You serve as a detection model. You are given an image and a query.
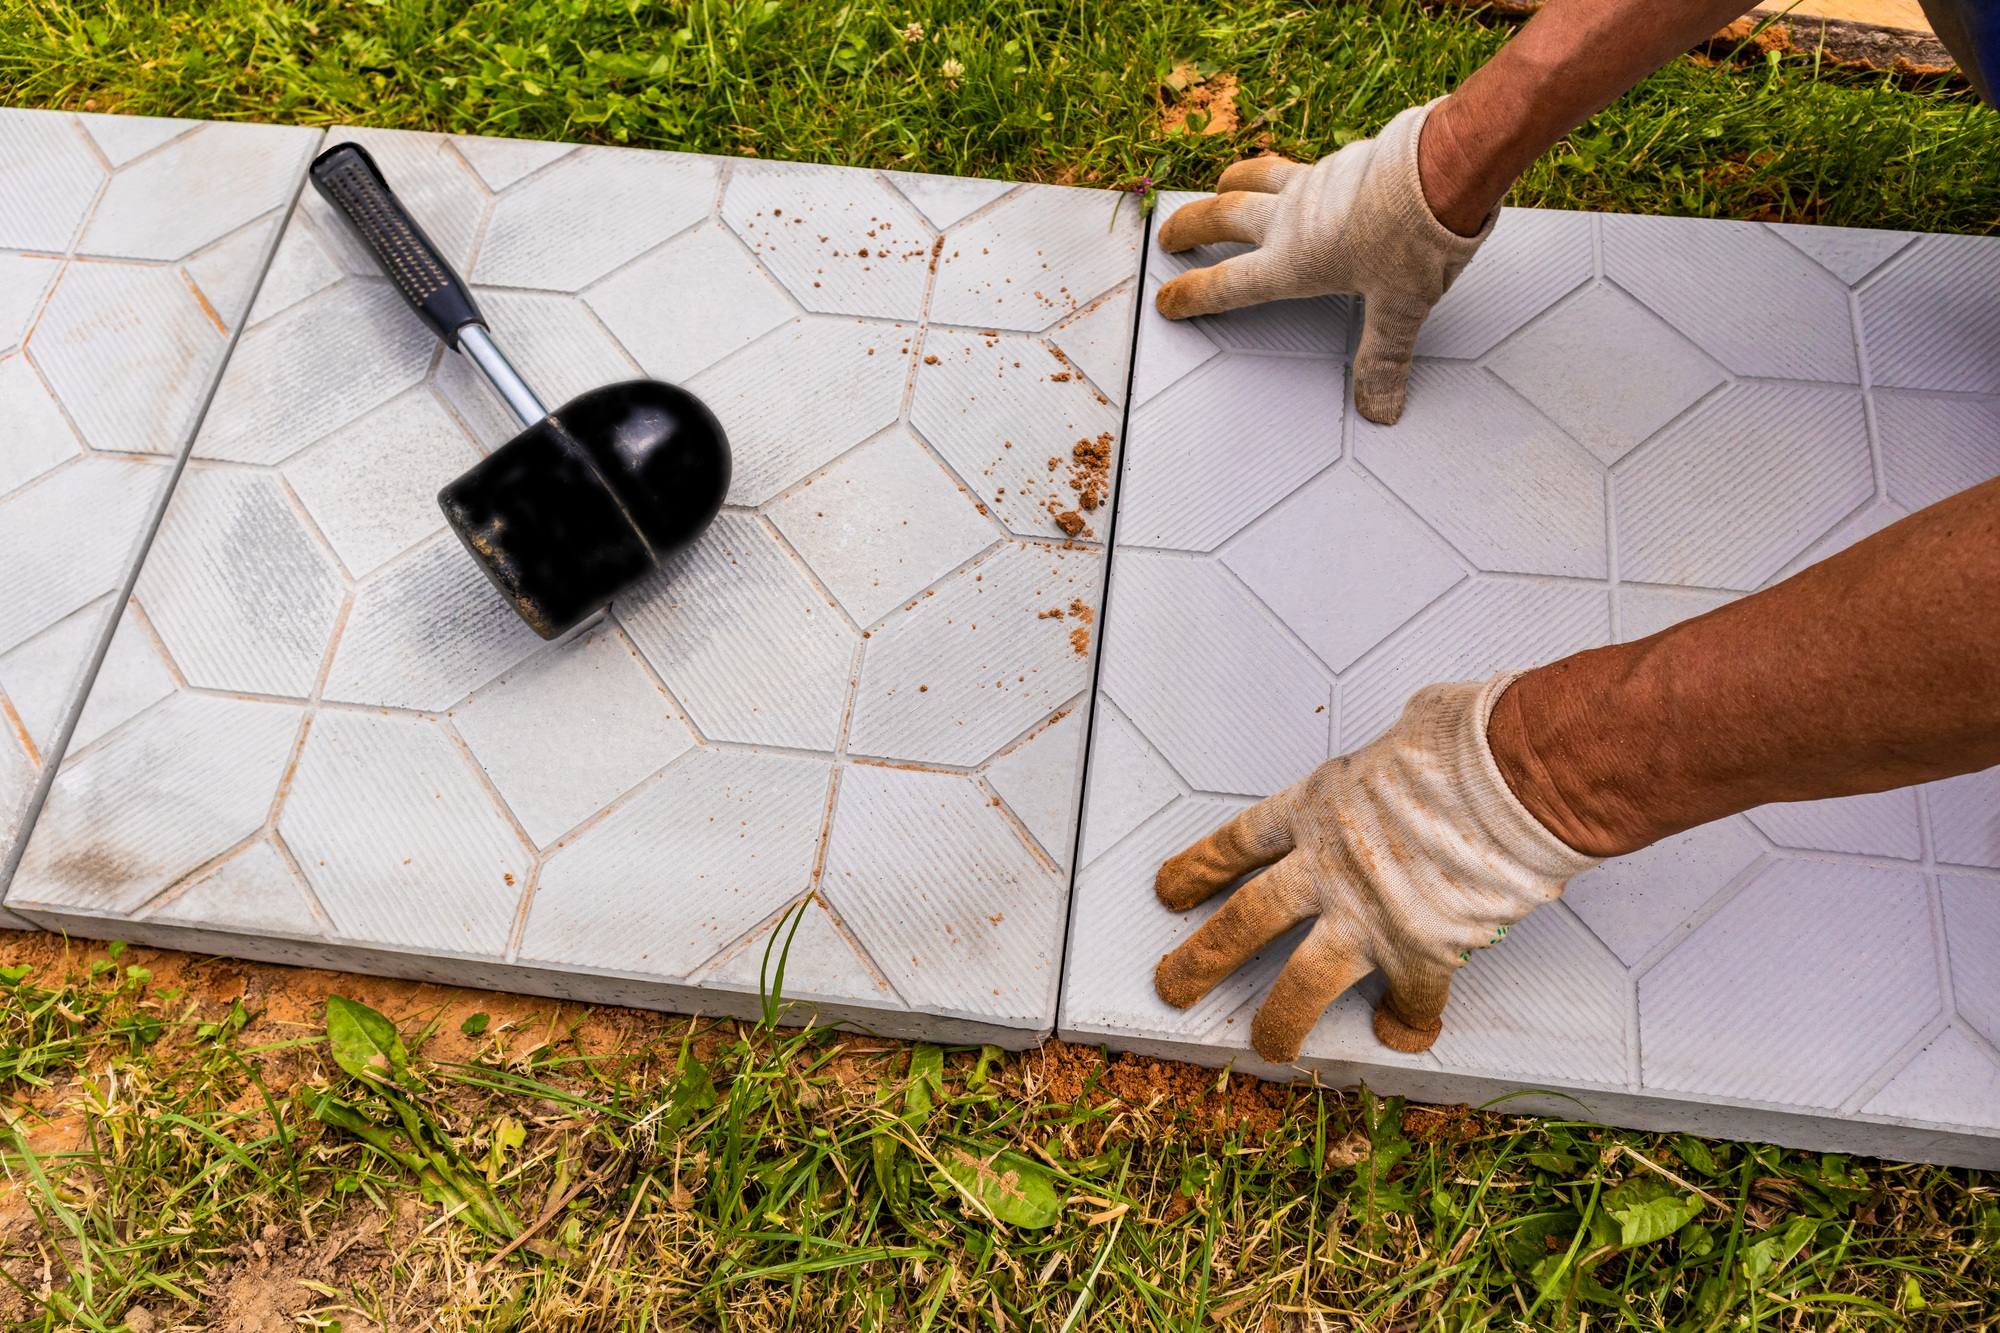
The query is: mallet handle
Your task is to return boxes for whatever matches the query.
[308,141,547,426]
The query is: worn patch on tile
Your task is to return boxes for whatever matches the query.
[1065,203,2000,1166]
[10,127,1140,1047]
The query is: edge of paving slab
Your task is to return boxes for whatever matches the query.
[1058,1019,2000,1170]
[0,121,326,923]
[13,904,1053,1049]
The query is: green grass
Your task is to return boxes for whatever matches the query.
[3,0,1999,231]
[0,937,1993,1330]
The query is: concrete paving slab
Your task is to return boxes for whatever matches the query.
[7,126,1141,1046]
[1064,194,2000,1167]
[0,110,318,912]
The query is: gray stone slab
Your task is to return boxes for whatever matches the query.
[0,110,319,912]
[7,126,1141,1046]
[1063,194,2000,1167]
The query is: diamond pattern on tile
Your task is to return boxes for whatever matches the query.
[700,894,894,1004]
[479,147,716,293]
[283,390,478,578]
[1748,789,1922,861]
[0,456,164,656]
[0,254,61,354]
[474,288,636,409]
[451,135,575,193]
[1641,859,1938,1108]
[848,542,1099,767]
[82,122,314,263]
[1603,213,1858,382]
[1127,278,1219,408]
[908,329,1123,540]
[1564,817,1766,967]
[1117,355,1341,553]
[584,223,796,383]
[1046,283,1136,398]
[822,764,1064,1021]
[0,110,104,253]
[1416,207,1594,359]
[1224,466,1465,673]
[1862,1026,2000,1129]
[0,353,81,498]
[1927,768,2000,870]
[247,217,345,326]
[32,260,225,456]
[521,749,829,977]
[323,533,544,713]
[1939,877,2000,1051]
[148,838,323,938]
[280,708,529,956]
[1615,584,1739,643]
[185,217,283,329]
[1428,905,1628,1086]
[0,599,105,753]
[197,281,436,465]
[1857,234,2000,395]
[11,692,301,917]
[1875,392,2000,514]
[1076,706,1182,867]
[451,628,697,849]
[767,429,998,628]
[618,513,856,750]
[722,161,929,320]
[1616,385,1871,591]
[884,171,1014,230]
[315,129,489,275]
[1486,284,1725,465]
[1768,222,1914,286]
[1064,796,1273,1043]
[1339,578,1610,749]
[983,704,1086,867]
[66,607,176,753]
[77,113,199,168]
[930,187,1141,332]
[1355,363,1606,578]
[1098,552,1328,796]
[690,318,909,506]
[136,468,346,698]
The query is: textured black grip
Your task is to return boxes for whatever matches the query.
[310,142,483,346]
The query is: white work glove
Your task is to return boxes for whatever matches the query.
[1153,100,1494,425]
[1153,675,1601,1061]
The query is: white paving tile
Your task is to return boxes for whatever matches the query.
[184,217,284,328]
[1861,1026,2000,1130]
[82,121,316,263]
[767,428,998,629]
[0,352,81,498]
[0,599,107,754]
[584,223,796,383]
[0,456,166,656]
[1075,707,1182,867]
[1416,207,1594,360]
[0,254,62,354]
[1767,222,1913,286]
[1615,584,1740,642]
[76,113,200,169]
[883,171,1014,230]
[1426,905,1628,1087]
[723,161,930,320]
[1874,391,2000,514]
[0,110,105,253]
[1940,876,2000,1048]
[1928,768,2000,870]
[451,628,698,848]
[821,763,1065,1021]
[1563,818,1766,967]
[699,893,895,1005]
[930,186,1143,332]
[847,542,1100,767]
[1747,788,1922,861]
[12,131,1136,1048]
[909,327,1123,541]
[1857,234,2000,395]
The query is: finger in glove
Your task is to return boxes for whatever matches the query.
[1154,792,1295,911]
[1154,855,1316,1008]
[1248,918,1374,1063]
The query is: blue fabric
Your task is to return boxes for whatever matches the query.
[1925,0,2000,99]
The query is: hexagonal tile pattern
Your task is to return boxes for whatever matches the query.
[909,328,1123,540]
[1066,202,2000,1164]
[1640,860,1939,1108]
[723,161,930,321]
[1615,385,1871,591]
[1486,284,1725,465]
[82,122,312,263]
[0,109,105,253]
[930,186,1142,332]
[1857,234,2000,395]
[847,542,1100,767]
[10,128,1137,1054]
[767,428,999,628]
[1603,213,1859,383]
[1223,466,1466,673]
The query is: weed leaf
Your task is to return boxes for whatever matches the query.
[325,995,417,1091]
[931,1143,1059,1229]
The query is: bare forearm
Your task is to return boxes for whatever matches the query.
[1490,477,2000,857]
[1418,0,1760,234]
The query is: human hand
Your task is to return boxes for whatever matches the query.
[1152,675,1600,1061]
[1152,101,1492,425]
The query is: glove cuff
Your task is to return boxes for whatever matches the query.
[1463,672,1604,883]
[1377,99,1498,262]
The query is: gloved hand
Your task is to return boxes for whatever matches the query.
[1153,100,1495,426]
[1152,675,1601,1061]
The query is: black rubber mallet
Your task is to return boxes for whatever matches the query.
[307,142,731,639]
